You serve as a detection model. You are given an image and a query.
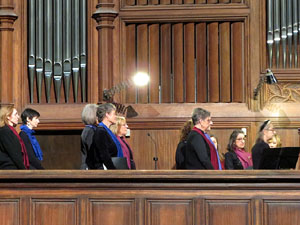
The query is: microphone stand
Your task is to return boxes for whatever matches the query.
[147,133,158,170]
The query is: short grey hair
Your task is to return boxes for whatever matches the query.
[81,104,98,125]
[191,108,210,125]
[96,103,116,122]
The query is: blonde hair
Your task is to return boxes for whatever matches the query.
[268,134,282,148]
[0,105,15,127]
[110,116,126,135]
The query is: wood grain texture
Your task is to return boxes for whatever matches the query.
[173,23,184,103]
[219,22,231,102]
[196,23,208,102]
[184,23,196,103]
[137,24,149,103]
[149,24,160,103]
[208,22,220,102]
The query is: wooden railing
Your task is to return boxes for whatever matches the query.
[1,170,300,225]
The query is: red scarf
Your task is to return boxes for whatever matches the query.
[192,127,219,170]
[234,147,253,169]
[8,126,30,169]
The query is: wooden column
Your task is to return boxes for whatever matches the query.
[0,0,17,104]
[92,0,118,102]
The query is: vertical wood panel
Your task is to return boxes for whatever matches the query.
[149,0,159,4]
[173,23,184,103]
[147,200,193,225]
[90,200,135,225]
[184,23,196,102]
[160,24,172,103]
[196,23,207,102]
[137,24,149,103]
[149,24,160,103]
[160,0,171,4]
[207,0,218,3]
[206,200,251,225]
[184,0,194,4]
[125,24,136,103]
[219,22,231,102]
[126,0,136,5]
[172,0,183,4]
[0,201,19,225]
[219,0,230,3]
[264,201,300,225]
[195,0,207,3]
[32,200,76,225]
[137,0,148,5]
[231,22,244,102]
[128,129,179,169]
[208,22,219,102]
[232,0,243,3]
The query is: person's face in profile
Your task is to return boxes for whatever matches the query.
[211,137,218,149]
[106,110,116,124]
[7,108,19,126]
[268,137,277,148]
[199,116,213,132]
[118,122,128,137]
[264,124,276,141]
[235,133,246,149]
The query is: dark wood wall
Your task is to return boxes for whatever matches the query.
[1,170,300,225]
[0,0,300,169]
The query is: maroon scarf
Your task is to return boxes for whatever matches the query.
[8,126,30,169]
[192,127,219,170]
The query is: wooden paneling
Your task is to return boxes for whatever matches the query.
[173,23,184,103]
[208,22,220,102]
[231,22,244,102]
[196,23,207,102]
[89,200,135,225]
[36,131,81,169]
[160,24,172,103]
[147,200,193,225]
[184,23,196,103]
[125,24,137,103]
[219,22,231,102]
[149,24,160,103]
[32,200,77,225]
[0,201,19,225]
[206,200,251,225]
[264,201,300,225]
[137,24,149,103]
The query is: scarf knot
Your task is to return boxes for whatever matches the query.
[20,125,43,161]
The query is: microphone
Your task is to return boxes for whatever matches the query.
[147,133,158,170]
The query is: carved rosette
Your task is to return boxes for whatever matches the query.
[266,83,300,103]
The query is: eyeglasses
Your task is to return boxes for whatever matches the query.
[236,138,246,141]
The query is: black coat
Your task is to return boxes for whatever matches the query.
[225,151,244,170]
[252,141,270,169]
[0,125,26,169]
[19,131,44,169]
[185,130,214,169]
[80,126,95,170]
[175,141,186,169]
[86,126,118,169]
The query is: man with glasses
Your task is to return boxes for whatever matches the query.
[185,108,222,170]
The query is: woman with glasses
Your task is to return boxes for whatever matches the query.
[252,120,276,169]
[225,130,252,170]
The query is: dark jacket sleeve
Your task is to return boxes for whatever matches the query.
[252,142,268,169]
[87,127,117,169]
[19,131,44,169]
[191,134,214,169]
[0,126,26,169]
[225,152,243,170]
[175,141,186,169]
[80,127,95,169]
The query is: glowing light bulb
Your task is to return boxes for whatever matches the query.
[133,72,149,86]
